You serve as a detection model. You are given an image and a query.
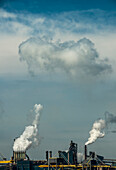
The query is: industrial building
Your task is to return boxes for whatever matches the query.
[0,140,116,170]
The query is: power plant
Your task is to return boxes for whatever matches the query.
[1,104,115,169]
[0,140,116,170]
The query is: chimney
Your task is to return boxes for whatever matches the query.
[50,151,52,158]
[84,145,87,160]
[13,151,26,162]
[46,151,48,161]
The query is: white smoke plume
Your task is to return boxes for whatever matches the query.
[85,119,106,145]
[77,153,84,163]
[19,37,112,77]
[13,104,43,152]
[85,111,116,145]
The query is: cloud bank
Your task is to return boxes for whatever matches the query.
[0,9,116,39]
[19,37,112,77]
[0,9,115,79]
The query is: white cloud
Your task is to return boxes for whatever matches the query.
[19,37,112,77]
[0,9,16,19]
[0,34,28,76]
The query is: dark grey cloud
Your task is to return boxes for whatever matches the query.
[110,131,116,133]
[19,37,112,78]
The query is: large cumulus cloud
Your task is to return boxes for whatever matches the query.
[19,37,112,77]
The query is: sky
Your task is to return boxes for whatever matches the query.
[0,0,116,160]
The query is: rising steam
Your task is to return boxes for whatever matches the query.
[85,111,116,145]
[85,119,106,145]
[77,153,84,163]
[13,104,43,152]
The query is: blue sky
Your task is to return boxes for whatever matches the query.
[0,0,116,160]
[1,0,116,13]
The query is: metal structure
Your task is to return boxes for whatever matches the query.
[0,140,116,170]
[13,151,26,162]
[59,140,78,165]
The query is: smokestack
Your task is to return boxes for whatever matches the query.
[13,151,26,162]
[84,145,87,160]
[76,143,78,164]
[46,151,48,161]
[50,151,52,158]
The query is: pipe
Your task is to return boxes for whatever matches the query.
[26,154,30,160]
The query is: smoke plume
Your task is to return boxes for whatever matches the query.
[105,111,116,124]
[77,153,84,163]
[19,37,112,77]
[13,104,43,152]
[85,111,116,145]
[85,119,106,145]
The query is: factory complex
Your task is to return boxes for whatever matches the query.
[0,141,116,170]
